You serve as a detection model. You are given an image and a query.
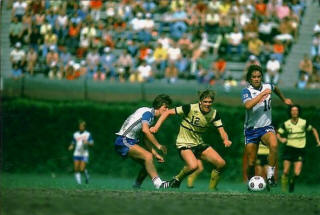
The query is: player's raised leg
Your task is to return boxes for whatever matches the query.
[281,160,291,192]
[290,161,302,192]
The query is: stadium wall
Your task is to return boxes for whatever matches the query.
[2,98,320,183]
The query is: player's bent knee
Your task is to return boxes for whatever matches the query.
[188,163,198,172]
[216,159,226,170]
[144,152,154,162]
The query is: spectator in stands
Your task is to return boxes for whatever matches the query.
[43,29,58,57]
[12,0,28,21]
[153,43,168,76]
[213,57,227,81]
[227,26,243,56]
[243,17,259,42]
[167,42,182,66]
[313,55,320,83]
[170,6,188,40]
[26,47,38,76]
[127,39,139,58]
[86,48,100,78]
[296,73,308,89]
[165,62,178,84]
[27,26,42,52]
[55,10,69,43]
[313,20,320,34]
[48,63,63,80]
[276,2,290,20]
[9,16,23,47]
[68,21,81,54]
[276,17,294,44]
[35,10,46,30]
[93,65,106,81]
[176,52,191,79]
[265,55,281,85]
[10,42,26,71]
[130,60,153,83]
[90,0,103,21]
[46,46,59,75]
[11,62,23,80]
[197,51,212,84]
[258,17,274,43]
[248,36,264,59]
[299,54,313,83]
[311,32,320,57]
[100,47,116,81]
[117,50,134,82]
[273,39,285,63]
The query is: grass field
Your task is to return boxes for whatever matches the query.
[1,173,320,215]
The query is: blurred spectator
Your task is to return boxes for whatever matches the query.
[43,29,58,57]
[12,0,28,21]
[86,48,100,78]
[48,64,63,80]
[313,55,320,82]
[248,36,264,58]
[296,73,308,89]
[299,54,313,83]
[213,57,227,81]
[11,62,23,80]
[276,2,290,20]
[197,51,212,84]
[273,39,285,63]
[130,60,152,83]
[258,17,274,43]
[311,33,320,57]
[90,0,103,21]
[100,47,116,80]
[117,50,133,82]
[165,62,178,84]
[176,53,191,79]
[265,55,281,85]
[127,40,139,58]
[227,27,243,56]
[26,47,38,76]
[167,42,181,65]
[93,66,106,81]
[46,46,59,75]
[10,42,26,70]
[313,20,320,34]
[275,17,294,43]
[9,16,23,47]
[224,76,237,92]
[153,43,168,75]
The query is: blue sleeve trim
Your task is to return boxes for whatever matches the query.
[142,111,153,124]
[241,88,252,103]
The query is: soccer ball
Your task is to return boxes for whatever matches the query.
[248,176,266,191]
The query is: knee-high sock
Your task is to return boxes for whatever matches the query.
[281,174,288,192]
[187,169,201,187]
[209,169,220,190]
[75,172,81,184]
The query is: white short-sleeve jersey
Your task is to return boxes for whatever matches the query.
[241,83,274,129]
[116,107,155,140]
[72,130,93,157]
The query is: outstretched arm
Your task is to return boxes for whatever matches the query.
[276,132,287,143]
[217,127,232,147]
[150,108,176,133]
[311,127,320,147]
[244,89,271,109]
[144,139,164,162]
[142,122,167,154]
[273,86,293,105]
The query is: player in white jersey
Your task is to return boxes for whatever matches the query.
[114,94,172,189]
[241,65,292,190]
[68,120,94,184]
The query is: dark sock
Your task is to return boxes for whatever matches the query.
[247,165,255,180]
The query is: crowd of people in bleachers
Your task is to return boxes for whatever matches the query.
[295,18,320,89]
[8,0,306,87]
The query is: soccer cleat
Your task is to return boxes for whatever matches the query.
[159,181,171,189]
[266,176,276,191]
[170,178,181,188]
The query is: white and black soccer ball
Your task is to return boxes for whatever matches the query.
[248,176,266,191]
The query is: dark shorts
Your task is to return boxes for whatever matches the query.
[178,144,210,159]
[282,145,305,162]
[244,125,275,144]
[256,154,268,166]
[73,156,89,163]
[114,136,139,157]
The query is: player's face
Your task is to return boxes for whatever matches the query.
[200,97,213,113]
[290,107,299,118]
[158,104,169,116]
[250,71,262,88]
[79,122,86,131]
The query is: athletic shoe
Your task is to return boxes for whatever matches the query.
[170,178,181,188]
[159,181,171,189]
[266,176,276,191]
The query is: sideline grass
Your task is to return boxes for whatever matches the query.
[1,173,320,215]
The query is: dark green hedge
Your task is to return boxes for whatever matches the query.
[2,98,320,183]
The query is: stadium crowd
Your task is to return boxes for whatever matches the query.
[8,0,307,87]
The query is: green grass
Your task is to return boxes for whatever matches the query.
[1,173,320,215]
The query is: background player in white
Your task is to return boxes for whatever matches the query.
[114,94,172,189]
[241,64,292,190]
[68,120,94,184]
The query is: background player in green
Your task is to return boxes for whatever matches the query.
[151,90,232,190]
[277,105,320,192]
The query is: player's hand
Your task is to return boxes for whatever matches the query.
[262,89,272,96]
[150,126,158,133]
[155,153,165,163]
[279,137,287,143]
[284,98,293,106]
[158,145,167,155]
[224,139,232,147]
[316,141,320,147]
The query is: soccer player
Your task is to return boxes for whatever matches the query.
[151,90,232,190]
[277,105,320,192]
[241,64,292,191]
[114,94,172,189]
[68,120,94,184]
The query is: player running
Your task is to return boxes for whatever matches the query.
[114,94,172,189]
[277,105,320,192]
[68,120,94,184]
[151,90,232,190]
[241,64,292,191]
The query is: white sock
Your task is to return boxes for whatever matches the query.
[84,169,89,180]
[75,172,81,184]
[152,176,163,189]
[267,166,275,179]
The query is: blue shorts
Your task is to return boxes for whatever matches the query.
[73,156,89,163]
[114,136,139,157]
[244,125,275,144]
